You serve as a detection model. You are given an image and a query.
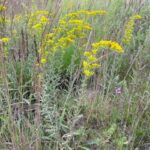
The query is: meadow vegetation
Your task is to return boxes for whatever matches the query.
[0,0,150,149]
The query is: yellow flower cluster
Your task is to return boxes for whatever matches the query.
[66,10,107,18]
[92,40,124,53]
[14,15,22,22]
[45,17,93,53]
[38,48,49,65]
[83,50,100,77]
[0,5,6,12]
[37,9,106,66]
[83,40,124,77]
[32,15,48,31]
[28,11,50,65]
[122,15,142,44]
[28,10,49,32]
[0,37,10,43]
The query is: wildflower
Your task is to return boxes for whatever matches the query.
[83,61,90,68]
[65,10,107,21]
[47,40,54,45]
[92,40,124,53]
[83,70,94,77]
[132,15,142,20]
[92,49,98,54]
[46,33,54,38]
[32,23,42,29]
[1,38,10,43]
[59,19,66,25]
[88,55,97,61]
[0,5,6,12]
[83,50,100,77]
[122,14,142,44]
[83,25,92,30]
[14,15,21,22]
[83,40,123,77]
[40,16,48,24]
[91,63,100,68]
[69,19,84,24]
[41,58,47,64]
[84,51,92,57]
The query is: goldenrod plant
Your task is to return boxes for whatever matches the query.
[123,15,142,44]
[83,40,124,77]
[0,0,150,150]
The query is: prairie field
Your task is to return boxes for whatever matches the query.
[0,0,150,149]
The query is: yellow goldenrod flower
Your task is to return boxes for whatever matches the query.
[92,49,98,54]
[92,40,124,53]
[0,5,6,12]
[110,42,124,53]
[83,40,123,77]
[14,15,21,22]
[41,58,47,64]
[69,19,84,24]
[83,70,94,77]
[91,63,100,68]
[59,19,66,25]
[133,15,142,20]
[88,55,97,61]
[83,61,90,68]
[40,16,48,24]
[47,40,54,45]
[46,33,54,38]
[1,38,10,43]
[83,49,100,77]
[32,23,42,29]
[84,51,92,57]
[83,25,92,30]
[123,14,142,44]
[66,10,107,20]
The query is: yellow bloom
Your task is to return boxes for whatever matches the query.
[88,55,97,61]
[0,5,6,12]
[69,19,84,24]
[110,42,124,53]
[83,25,92,30]
[40,16,48,24]
[59,19,66,25]
[32,23,42,29]
[92,49,98,54]
[84,51,92,57]
[14,15,21,22]
[1,38,10,43]
[122,14,142,44]
[83,61,90,68]
[66,10,107,19]
[46,33,54,38]
[133,15,142,20]
[41,58,47,64]
[47,40,54,45]
[91,63,100,68]
[83,40,123,77]
[83,70,94,77]
[92,40,124,53]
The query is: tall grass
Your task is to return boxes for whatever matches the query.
[0,0,150,149]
